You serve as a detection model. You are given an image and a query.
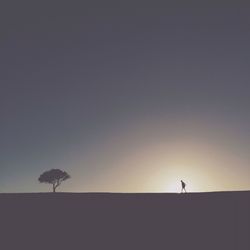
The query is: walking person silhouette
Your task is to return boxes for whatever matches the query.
[181,180,187,193]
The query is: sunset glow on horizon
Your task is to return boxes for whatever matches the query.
[64,116,250,194]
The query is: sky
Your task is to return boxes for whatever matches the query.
[1,2,250,193]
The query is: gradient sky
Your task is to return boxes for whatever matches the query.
[1,2,250,193]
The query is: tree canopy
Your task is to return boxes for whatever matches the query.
[38,169,70,192]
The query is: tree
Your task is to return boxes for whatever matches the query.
[38,169,70,192]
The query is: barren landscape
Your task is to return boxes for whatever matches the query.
[0,191,249,249]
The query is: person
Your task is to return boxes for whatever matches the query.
[181,180,187,193]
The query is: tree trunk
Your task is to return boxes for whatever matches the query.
[53,184,56,193]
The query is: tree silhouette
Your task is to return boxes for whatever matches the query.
[38,169,70,192]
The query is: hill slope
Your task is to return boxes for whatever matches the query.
[0,191,249,249]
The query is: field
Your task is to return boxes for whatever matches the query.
[0,191,249,249]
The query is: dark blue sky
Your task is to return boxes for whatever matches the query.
[1,2,250,192]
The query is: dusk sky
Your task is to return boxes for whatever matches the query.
[1,2,250,193]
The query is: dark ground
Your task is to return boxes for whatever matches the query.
[0,191,249,249]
